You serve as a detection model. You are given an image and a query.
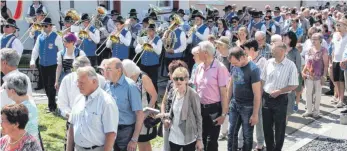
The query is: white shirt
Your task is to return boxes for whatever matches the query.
[135,36,163,55]
[30,31,64,65]
[0,34,24,58]
[105,29,132,48]
[1,70,33,109]
[187,24,210,44]
[68,87,118,148]
[56,49,86,65]
[332,33,347,62]
[57,72,105,118]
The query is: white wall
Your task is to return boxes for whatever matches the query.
[120,0,158,21]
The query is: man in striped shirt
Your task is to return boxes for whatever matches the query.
[261,42,298,151]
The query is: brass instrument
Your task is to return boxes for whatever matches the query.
[187,25,197,38]
[148,4,162,15]
[133,36,155,64]
[78,15,96,39]
[56,9,82,37]
[163,14,182,51]
[20,13,50,43]
[95,6,107,29]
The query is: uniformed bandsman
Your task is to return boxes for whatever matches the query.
[30,17,64,113]
[76,13,100,67]
[0,18,23,58]
[273,6,283,35]
[163,14,187,71]
[248,11,266,38]
[97,6,115,64]
[128,9,142,60]
[106,16,131,60]
[29,9,45,42]
[110,9,120,21]
[135,22,162,91]
[187,11,210,47]
[177,9,190,32]
[27,0,47,17]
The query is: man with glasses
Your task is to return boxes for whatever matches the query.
[255,31,272,59]
[104,58,144,151]
[261,42,298,151]
[0,18,23,58]
[30,17,64,113]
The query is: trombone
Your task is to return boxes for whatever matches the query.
[77,15,97,49]
[20,13,50,44]
[133,36,155,64]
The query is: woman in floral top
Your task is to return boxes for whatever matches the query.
[0,104,42,151]
[302,33,328,118]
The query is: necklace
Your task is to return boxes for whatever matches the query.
[8,132,26,145]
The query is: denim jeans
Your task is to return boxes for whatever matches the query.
[262,93,288,151]
[227,101,254,151]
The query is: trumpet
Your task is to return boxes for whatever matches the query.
[187,25,197,38]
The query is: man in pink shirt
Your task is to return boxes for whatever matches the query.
[194,41,230,151]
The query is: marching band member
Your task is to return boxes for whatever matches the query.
[76,13,100,67]
[0,18,23,58]
[29,10,45,41]
[97,6,115,64]
[223,5,233,21]
[106,16,131,60]
[163,14,187,72]
[110,9,120,21]
[27,0,47,17]
[135,21,162,91]
[30,17,64,113]
[206,16,218,36]
[264,15,277,43]
[177,9,190,32]
[60,15,75,36]
[248,11,266,38]
[216,18,232,39]
[230,16,241,43]
[187,11,209,71]
[128,9,142,60]
[55,33,86,90]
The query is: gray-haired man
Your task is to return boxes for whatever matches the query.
[1,48,32,109]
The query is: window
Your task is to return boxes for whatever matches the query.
[157,0,173,12]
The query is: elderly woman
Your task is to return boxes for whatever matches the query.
[3,73,40,143]
[0,104,42,151]
[190,46,202,90]
[283,31,302,115]
[163,67,203,151]
[215,36,232,71]
[236,27,248,46]
[55,33,86,90]
[160,60,188,151]
[122,59,158,151]
[271,34,283,44]
[302,33,328,118]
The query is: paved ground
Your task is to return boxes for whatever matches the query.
[31,81,347,151]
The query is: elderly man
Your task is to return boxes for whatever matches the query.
[67,66,118,151]
[193,41,229,151]
[1,48,32,109]
[57,56,106,150]
[255,31,272,59]
[227,46,262,151]
[104,58,144,151]
[261,42,298,151]
[271,34,282,43]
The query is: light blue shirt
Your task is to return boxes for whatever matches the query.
[68,87,119,147]
[104,74,142,125]
[21,99,39,141]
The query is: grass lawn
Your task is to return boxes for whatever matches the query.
[38,104,163,150]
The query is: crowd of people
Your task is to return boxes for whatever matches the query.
[1,0,347,151]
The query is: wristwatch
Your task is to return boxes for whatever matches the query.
[221,113,228,117]
[131,138,138,142]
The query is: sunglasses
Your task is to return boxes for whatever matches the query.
[232,21,237,23]
[173,77,186,81]
[207,20,214,23]
[265,19,270,21]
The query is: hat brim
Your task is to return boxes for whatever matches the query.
[195,15,205,20]
[215,40,228,46]
[113,20,125,24]
[5,24,19,29]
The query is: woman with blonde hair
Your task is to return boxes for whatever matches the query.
[163,67,203,151]
[236,26,248,46]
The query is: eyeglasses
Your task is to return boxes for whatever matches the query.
[4,25,11,28]
[265,19,270,21]
[232,21,237,23]
[173,77,186,81]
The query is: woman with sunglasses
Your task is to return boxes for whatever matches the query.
[216,18,231,39]
[163,67,203,151]
[55,33,86,90]
[230,16,241,43]
[264,15,276,44]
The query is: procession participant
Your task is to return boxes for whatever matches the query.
[76,13,100,67]
[67,66,118,151]
[26,0,47,17]
[110,9,120,21]
[193,41,229,151]
[163,14,187,72]
[128,9,142,60]
[97,6,115,65]
[0,0,12,34]
[273,6,284,35]
[264,15,277,43]
[177,9,190,32]
[215,36,232,71]
[187,11,210,71]
[235,27,248,46]
[248,11,266,38]
[216,18,231,39]
[0,18,23,58]
[60,15,75,37]
[30,17,64,113]
[206,16,218,36]
[135,21,162,91]
[261,42,298,151]
[122,59,158,151]
[55,33,86,90]
[255,31,272,59]
[230,16,241,43]
[57,56,105,150]
[106,16,131,60]
[29,9,45,42]
[104,58,145,151]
